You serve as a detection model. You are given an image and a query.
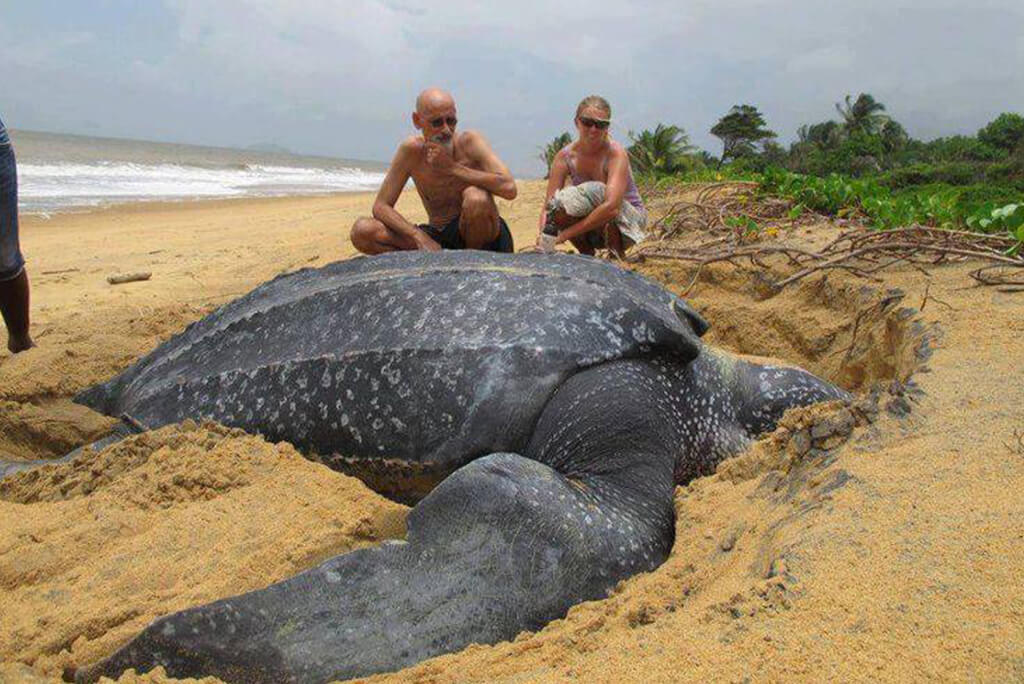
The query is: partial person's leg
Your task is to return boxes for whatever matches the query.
[0,136,31,353]
[568,235,595,255]
[349,216,419,255]
[605,224,625,259]
[459,187,500,249]
[552,182,608,256]
[0,270,32,353]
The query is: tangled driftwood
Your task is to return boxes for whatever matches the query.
[631,182,1024,293]
[628,225,1024,295]
[642,180,827,240]
[969,265,1024,292]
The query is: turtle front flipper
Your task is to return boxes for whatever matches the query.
[75,361,683,683]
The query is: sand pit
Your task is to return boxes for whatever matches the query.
[2,182,1023,682]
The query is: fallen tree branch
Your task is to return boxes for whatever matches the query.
[107,272,152,285]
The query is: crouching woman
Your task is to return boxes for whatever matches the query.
[538,96,647,258]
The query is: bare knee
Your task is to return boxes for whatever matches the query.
[350,216,389,255]
[461,187,495,218]
[460,188,498,246]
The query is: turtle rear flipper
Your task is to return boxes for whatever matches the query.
[75,452,676,683]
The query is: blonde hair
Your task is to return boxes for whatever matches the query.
[575,95,611,120]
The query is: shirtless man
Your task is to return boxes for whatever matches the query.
[350,88,517,254]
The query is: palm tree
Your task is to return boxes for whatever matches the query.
[880,119,909,153]
[539,132,572,178]
[835,93,889,136]
[627,124,695,175]
[797,120,843,148]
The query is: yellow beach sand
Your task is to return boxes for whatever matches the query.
[1,182,1023,682]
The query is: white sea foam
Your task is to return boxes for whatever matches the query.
[17,161,386,214]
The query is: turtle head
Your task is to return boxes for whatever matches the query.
[727,354,851,436]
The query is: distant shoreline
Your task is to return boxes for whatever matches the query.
[8,127,389,170]
[19,188,380,220]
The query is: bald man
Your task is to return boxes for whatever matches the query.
[350,88,517,254]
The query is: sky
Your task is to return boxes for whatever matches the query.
[1,0,1023,176]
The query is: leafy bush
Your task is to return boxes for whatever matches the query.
[966,203,1024,254]
[921,136,1006,163]
[949,185,1024,219]
[786,132,888,177]
[978,113,1024,153]
[759,168,1024,232]
[983,160,1024,187]
[881,162,981,189]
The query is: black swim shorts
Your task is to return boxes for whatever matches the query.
[418,214,514,253]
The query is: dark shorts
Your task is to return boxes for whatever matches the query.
[418,214,514,253]
[0,119,24,283]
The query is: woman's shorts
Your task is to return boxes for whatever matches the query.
[547,181,648,250]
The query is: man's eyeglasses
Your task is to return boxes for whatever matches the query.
[429,116,458,128]
[578,116,610,130]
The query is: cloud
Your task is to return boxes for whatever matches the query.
[1,0,1022,173]
[786,45,856,74]
[0,29,95,68]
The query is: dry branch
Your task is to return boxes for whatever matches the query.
[107,272,152,285]
[632,185,1024,293]
[969,264,1024,288]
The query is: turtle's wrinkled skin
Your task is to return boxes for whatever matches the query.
[63,252,847,683]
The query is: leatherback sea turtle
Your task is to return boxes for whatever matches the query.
[54,251,846,682]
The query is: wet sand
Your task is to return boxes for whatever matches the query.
[2,183,1022,682]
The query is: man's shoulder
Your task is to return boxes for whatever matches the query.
[398,135,426,154]
[392,136,426,172]
[456,129,489,148]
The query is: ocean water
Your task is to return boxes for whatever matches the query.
[8,129,387,214]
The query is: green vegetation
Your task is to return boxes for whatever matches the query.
[834,93,889,137]
[759,168,1024,253]
[967,203,1024,254]
[627,124,696,175]
[759,168,956,229]
[710,104,776,164]
[538,132,572,179]
[977,113,1024,153]
[536,95,1024,248]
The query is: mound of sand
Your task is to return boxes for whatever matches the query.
[1,184,1022,682]
[0,422,407,678]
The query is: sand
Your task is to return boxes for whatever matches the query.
[1,182,1023,682]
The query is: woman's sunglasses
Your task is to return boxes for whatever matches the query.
[578,116,610,130]
[429,116,458,128]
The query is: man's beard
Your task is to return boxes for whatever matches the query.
[430,133,454,152]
